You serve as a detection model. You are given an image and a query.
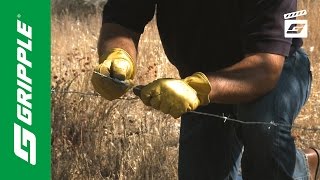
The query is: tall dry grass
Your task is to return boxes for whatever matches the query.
[292,0,320,148]
[51,10,179,180]
[51,1,320,179]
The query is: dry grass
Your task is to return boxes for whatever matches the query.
[51,11,179,180]
[292,0,320,148]
[51,1,320,179]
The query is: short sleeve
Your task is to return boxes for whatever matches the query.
[102,0,156,34]
[240,0,297,56]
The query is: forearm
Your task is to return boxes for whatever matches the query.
[97,23,140,63]
[207,53,285,104]
[91,23,141,100]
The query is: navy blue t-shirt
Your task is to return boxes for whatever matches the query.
[102,0,302,78]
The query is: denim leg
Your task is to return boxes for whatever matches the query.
[236,48,312,180]
[178,104,242,180]
[293,149,310,180]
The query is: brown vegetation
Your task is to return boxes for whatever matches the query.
[51,1,320,179]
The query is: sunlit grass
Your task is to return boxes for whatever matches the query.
[51,1,320,179]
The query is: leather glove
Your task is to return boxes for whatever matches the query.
[140,72,211,118]
[91,48,135,100]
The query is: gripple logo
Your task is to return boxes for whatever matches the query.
[284,10,308,38]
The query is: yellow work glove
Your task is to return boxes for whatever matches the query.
[91,48,135,100]
[140,72,211,118]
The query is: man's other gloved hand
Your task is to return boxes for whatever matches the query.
[140,72,211,118]
[91,48,135,100]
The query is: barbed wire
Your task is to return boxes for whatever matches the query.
[51,88,139,100]
[189,111,320,131]
[51,88,100,96]
[51,89,320,131]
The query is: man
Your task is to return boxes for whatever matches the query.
[91,0,320,179]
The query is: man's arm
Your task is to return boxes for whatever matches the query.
[97,23,140,63]
[92,0,155,100]
[207,53,285,103]
[210,0,296,104]
[91,23,141,100]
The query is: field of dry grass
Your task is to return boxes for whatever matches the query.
[51,1,320,179]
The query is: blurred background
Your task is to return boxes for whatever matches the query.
[51,0,320,179]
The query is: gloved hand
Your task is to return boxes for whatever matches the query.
[91,48,135,100]
[140,72,211,118]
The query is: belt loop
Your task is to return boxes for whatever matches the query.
[289,45,297,57]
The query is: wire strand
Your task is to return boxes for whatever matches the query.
[51,89,320,131]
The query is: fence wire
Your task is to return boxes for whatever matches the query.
[51,89,320,131]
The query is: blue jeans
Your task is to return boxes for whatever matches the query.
[178,48,312,180]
